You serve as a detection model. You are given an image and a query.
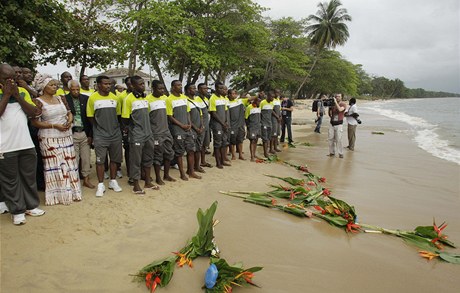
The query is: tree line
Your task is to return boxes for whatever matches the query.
[1,0,457,99]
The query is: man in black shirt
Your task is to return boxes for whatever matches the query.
[280,95,294,144]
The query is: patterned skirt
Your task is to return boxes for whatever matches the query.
[40,135,82,205]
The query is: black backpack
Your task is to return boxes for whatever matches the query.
[312,100,318,112]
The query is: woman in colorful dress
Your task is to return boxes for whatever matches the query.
[31,73,82,205]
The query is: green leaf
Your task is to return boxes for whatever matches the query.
[438,252,460,264]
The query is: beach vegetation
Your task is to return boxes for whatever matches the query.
[294,0,352,98]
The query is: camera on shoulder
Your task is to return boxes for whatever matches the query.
[357,118,362,124]
[322,98,335,107]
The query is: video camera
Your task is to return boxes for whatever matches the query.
[322,98,335,107]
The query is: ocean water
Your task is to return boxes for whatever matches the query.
[361,97,460,165]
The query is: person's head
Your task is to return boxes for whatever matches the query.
[227,89,237,100]
[215,82,225,96]
[33,73,56,96]
[282,95,289,101]
[12,66,23,82]
[68,80,81,98]
[124,76,133,92]
[0,63,15,88]
[130,75,145,94]
[184,83,196,97]
[334,93,342,102]
[21,68,34,84]
[197,83,208,97]
[151,80,165,97]
[321,94,327,100]
[258,91,266,100]
[170,80,182,95]
[79,75,90,90]
[266,90,274,102]
[60,72,72,88]
[96,75,111,95]
[110,78,117,94]
[349,97,356,105]
[115,85,124,93]
[274,88,281,98]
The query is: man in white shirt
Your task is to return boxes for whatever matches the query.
[0,63,45,225]
[345,98,359,151]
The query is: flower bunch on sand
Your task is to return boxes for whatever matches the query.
[133,202,263,292]
[221,161,460,264]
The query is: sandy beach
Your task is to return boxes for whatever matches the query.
[1,99,460,293]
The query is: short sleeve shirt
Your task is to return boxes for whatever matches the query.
[259,99,274,127]
[86,91,122,142]
[209,94,228,130]
[228,99,247,129]
[166,93,190,135]
[80,88,94,98]
[199,96,210,127]
[188,96,203,129]
[146,94,169,136]
[245,103,261,130]
[281,99,294,117]
[122,93,152,143]
[0,87,35,153]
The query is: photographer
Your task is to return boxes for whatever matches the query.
[327,93,347,158]
[345,98,360,151]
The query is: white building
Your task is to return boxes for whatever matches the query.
[88,67,154,92]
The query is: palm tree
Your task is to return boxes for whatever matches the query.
[294,0,352,98]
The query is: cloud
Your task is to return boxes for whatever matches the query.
[256,0,460,93]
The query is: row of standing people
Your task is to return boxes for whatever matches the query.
[0,64,295,225]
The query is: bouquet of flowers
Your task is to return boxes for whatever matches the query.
[221,161,460,264]
[204,258,262,293]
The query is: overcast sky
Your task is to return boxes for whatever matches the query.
[38,0,460,93]
[256,0,460,93]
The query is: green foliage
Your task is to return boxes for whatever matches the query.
[121,0,267,83]
[305,50,358,96]
[231,17,310,91]
[42,0,124,77]
[0,0,70,67]
[306,0,352,50]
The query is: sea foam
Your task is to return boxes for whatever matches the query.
[365,104,460,165]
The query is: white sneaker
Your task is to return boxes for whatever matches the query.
[172,164,179,170]
[104,171,109,179]
[116,170,123,178]
[0,202,9,214]
[96,183,106,197]
[25,208,45,217]
[108,180,122,192]
[12,213,26,225]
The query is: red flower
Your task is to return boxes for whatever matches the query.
[322,188,331,196]
[271,199,277,205]
[431,221,448,249]
[314,205,326,215]
[289,191,301,200]
[145,274,161,292]
[307,181,316,186]
[319,177,326,183]
[346,222,361,233]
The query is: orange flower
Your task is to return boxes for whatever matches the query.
[346,222,361,233]
[431,220,448,249]
[172,252,193,268]
[419,250,439,261]
[271,199,277,205]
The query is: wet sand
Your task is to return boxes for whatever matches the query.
[1,100,460,292]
